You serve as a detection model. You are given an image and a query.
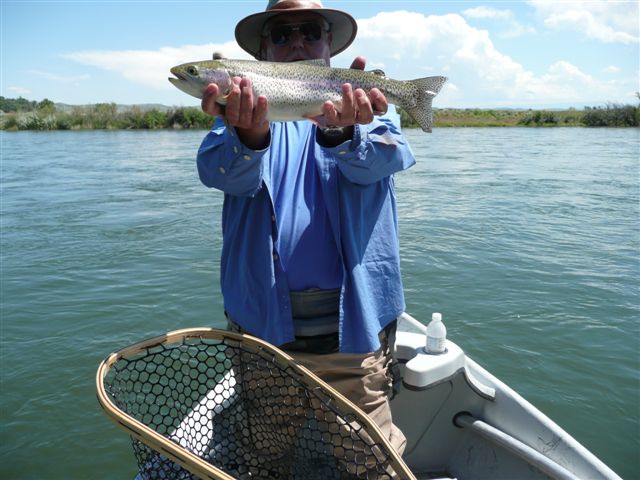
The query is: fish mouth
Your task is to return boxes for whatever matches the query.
[168,67,186,83]
[168,68,205,99]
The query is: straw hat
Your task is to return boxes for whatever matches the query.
[235,0,358,59]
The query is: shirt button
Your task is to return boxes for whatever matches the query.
[273,253,278,261]
[219,167,226,174]
[271,215,276,222]
[338,150,347,155]
[243,154,251,161]
[233,146,238,154]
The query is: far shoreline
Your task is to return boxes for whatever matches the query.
[1,97,638,130]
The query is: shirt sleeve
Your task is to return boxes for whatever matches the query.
[320,105,416,185]
[196,117,269,197]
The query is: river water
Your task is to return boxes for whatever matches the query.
[1,127,638,479]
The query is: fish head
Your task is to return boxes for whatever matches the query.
[168,61,232,100]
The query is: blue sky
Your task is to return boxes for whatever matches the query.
[1,0,638,108]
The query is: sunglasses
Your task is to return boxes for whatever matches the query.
[264,22,330,46]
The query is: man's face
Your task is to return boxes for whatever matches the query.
[260,12,333,63]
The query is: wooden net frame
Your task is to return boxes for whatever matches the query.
[97,328,415,480]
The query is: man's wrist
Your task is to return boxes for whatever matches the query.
[236,124,271,150]
[317,125,354,147]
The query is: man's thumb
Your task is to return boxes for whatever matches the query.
[349,56,366,70]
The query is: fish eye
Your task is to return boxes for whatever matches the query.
[186,66,199,76]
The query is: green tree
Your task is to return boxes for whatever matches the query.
[143,109,167,129]
[92,103,118,128]
[0,96,36,112]
[38,98,56,115]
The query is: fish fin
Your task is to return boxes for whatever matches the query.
[302,114,325,127]
[293,58,328,66]
[403,76,448,132]
[370,69,386,77]
[216,93,230,106]
[212,52,226,60]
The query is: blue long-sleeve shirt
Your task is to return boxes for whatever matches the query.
[197,106,416,353]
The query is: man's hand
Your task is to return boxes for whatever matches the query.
[201,77,270,150]
[320,56,389,127]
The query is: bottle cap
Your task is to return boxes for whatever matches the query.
[432,312,442,322]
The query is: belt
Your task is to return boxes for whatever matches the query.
[289,288,340,337]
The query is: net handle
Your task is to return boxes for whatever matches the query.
[96,327,416,480]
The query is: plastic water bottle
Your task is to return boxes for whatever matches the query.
[426,312,447,354]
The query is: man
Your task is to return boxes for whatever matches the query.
[197,0,415,456]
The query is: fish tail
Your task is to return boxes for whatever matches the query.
[403,76,447,132]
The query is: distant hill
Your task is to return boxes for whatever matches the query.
[53,102,171,113]
[0,96,173,114]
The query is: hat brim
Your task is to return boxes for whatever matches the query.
[235,8,357,59]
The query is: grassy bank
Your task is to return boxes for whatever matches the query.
[0,100,212,131]
[400,104,639,128]
[1,96,638,131]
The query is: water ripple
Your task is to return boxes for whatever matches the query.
[1,128,638,478]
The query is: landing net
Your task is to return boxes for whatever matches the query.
[97,328,415,480]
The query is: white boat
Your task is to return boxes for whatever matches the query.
[101,314,622,480]
[392,312,621,480]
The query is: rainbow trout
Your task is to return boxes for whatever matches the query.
[169,58,447,132]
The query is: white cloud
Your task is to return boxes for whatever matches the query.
[528,0,640,44]
[603,65,621,73]
[463,6,513,21]
[535,61,596,99]
[462,6,535,38]
[63,42,251,90]
[29,70,90,83]
[342,11,629,107]
[59,10,634,107]
[8,86,31,96]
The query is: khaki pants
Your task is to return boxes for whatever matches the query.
[284,328,406,457]
[229,319,407,457]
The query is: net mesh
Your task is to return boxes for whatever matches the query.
[101,331,409,480]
